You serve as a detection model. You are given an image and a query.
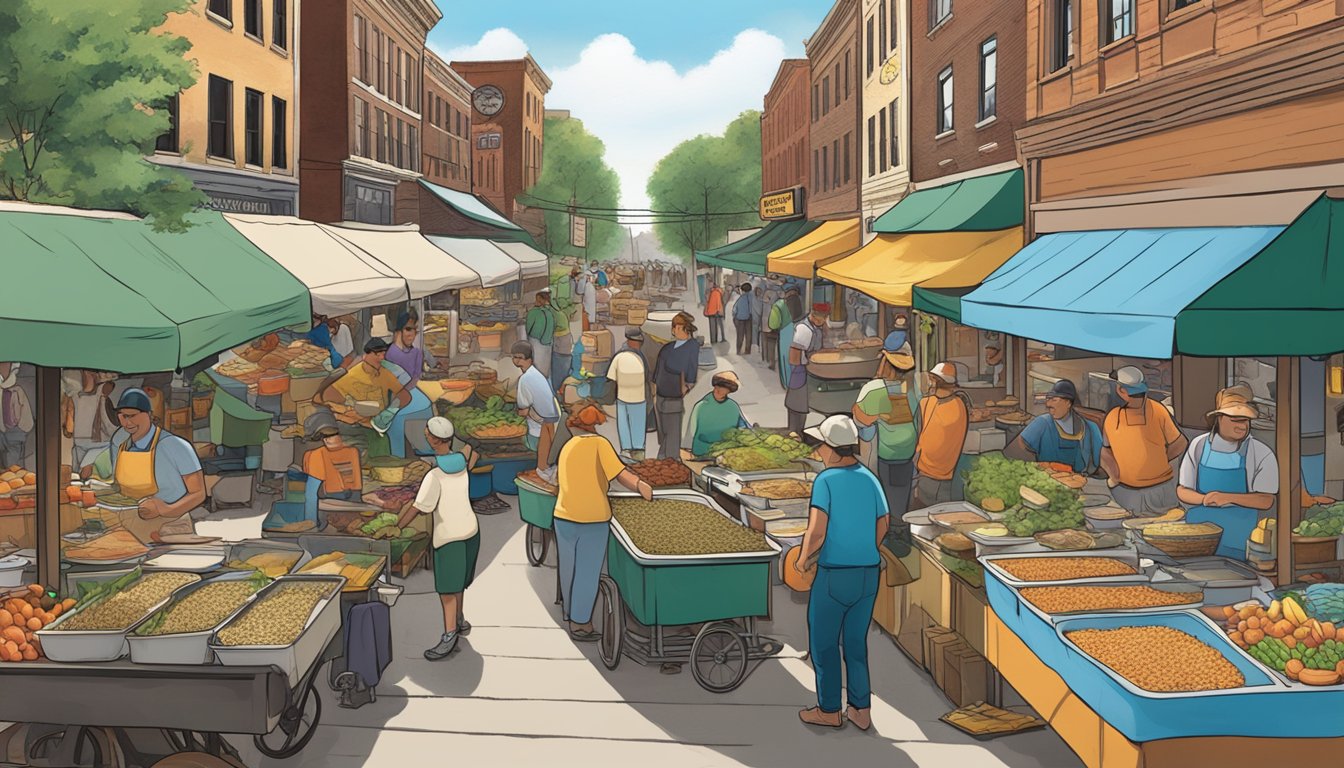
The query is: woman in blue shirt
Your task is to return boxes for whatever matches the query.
[1007,379,1103,474]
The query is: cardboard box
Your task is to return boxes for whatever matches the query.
[582,329,614,358]
[898,605,934,666]
[963,428,1007,455]
[929,630,966,691]
[873,581,901,636]
[943,645,989,707]
[922,626,957,675]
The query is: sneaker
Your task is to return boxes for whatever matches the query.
[456,617,472,635]
[424,631,459,661]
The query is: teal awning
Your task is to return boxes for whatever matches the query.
[874,168,1023,234]
[912,286,970,324]
[0,206,312,373]
[696,219,820,274]
[418,180,538,246]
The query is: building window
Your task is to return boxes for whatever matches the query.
[154,94,179,153]
[821,145,829,192]
[207,0,230,22]
[408,125,418,172]
[979,37,997,121]
[207,75,232,159]
[879,0,888,58]
[243,0,261,38]
[272,0,286,50]
[395,50,403,105]
[822,77,830,116]
[354,96,367,157]
[244,88,263,166]
[930,0,952,28]
[1052,0,1073,72]
[374,109,386,163]
[812,84,819,121]
[890,0,899,51]
[936,66,953,134]
[271,96,287,168]
[813,149,819,185]
[889,98,900,166]
[353,15,366,82]
[374,30,384,93]
[843,132,851,183]
[879,108,888,172]
[1106,0,1134,43]
[833,63,840,106]
[866,18,875,75]
[867,115,876,177]
[832,139,840,187]
[844,53,850,99]
[1172,0,1199,8]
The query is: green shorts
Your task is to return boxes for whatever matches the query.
[433,531,481,594]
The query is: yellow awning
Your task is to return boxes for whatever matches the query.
[817,227,1023,306]
[766,219,861,278]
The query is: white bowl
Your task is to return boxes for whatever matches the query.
[353,400,383,418]
[0,554,28,588]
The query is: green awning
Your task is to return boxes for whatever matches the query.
[418,180,538,246]
[696,219,821,274]
[1177,194,1344,356]
[912,286,971,324]
[874,168,1023,234]
[0,206,311,373]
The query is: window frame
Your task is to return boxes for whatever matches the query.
[930,0,952,29]
[822,77,830,116]
[243,87,264,167]
[1051,0,1074,72]
[879,0,888,60]
[271,95,287,169]
[1105,0,1135,44]
[207,0,231,23]
[843,132,851,184]
[833,63,841,106]
[979,37,997,122]
[272,0,287,50]
[866,18,875,76]
[867,114,876,177]
[888,97,900,167]
[354,96,368,157]
[243,0,262,40]
[879,107,888,172]
[155,94,179,154]
[353,15,366,83]
[207,75,233,160]
[936,66,954,135]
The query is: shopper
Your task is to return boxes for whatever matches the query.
[0,363,32,469]
[610,328,650,460]
[732,282,754,355]
[550,296,574,393]
[685,371,750,459]
[650,312,700,459]
[1007,379,1103,474]
[62,370,116,478]
[1176,385,1278,559]
[553,405,652,640]
[1100,366,1188,517]
[786,303,828,436]
[704,281,726,344]
[770,284,805,385]
[524,289,556,379]
[316,338,414,458]
[795,414,889,731]
[852,341,920,517]
[512,341,561,484]
[751,285,767,359]
[402,417,480,660]
[913,362,971,507]
[384,308,439,457]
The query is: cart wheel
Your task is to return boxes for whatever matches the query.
[254,681,322,759]
[691,622,749,693]
[525,524,548,566]
[595,575,624,670]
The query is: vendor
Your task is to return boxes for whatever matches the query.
[402,417,480,661]
[305,311,344,369]
[316,338,413,458]
[684,371,750,459]
[108,388,204,542]
[853,340,920,516]
[301,411,362,522]
[1007,379,1103,475]
[553,404,652,641]
[786,303,829,436]
[1101,366,1187,517]
[513,341,561,484]
[1177,385,1278,560]
[913,362,970,507]
[384,309,440,458]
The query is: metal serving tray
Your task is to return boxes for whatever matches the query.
[608,489,782,567]
[126,571,265,665]
[221,539,311,576]
[209,575,345,686]
[980,548,1147,588]
[700,466,814,498]
[38,572,202,663]
[904,501,993,542]
[1013,580,1206,625]
[141,548,227,573]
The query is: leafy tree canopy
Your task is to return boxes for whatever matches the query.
[524,116,622,262]
[0,0,205,231]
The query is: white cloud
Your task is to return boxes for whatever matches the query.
[433,27,529,62]
[443,28,786,232]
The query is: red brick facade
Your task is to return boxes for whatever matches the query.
[761,59,811,197]
[806,0,863,220]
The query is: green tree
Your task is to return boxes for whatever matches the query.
[0,0,205,231]
[647,110,763,262]
[524,115,622,263]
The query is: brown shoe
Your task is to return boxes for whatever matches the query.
[798,707,844,728]
[846,706,872,731]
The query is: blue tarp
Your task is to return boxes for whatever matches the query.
[959,226,1284,357]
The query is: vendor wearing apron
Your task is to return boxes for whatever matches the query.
[316,337,413,459]
[786,304,828,436]
[1007,379,1103,474]
[1176,385,1278,560]
[301,411,362,522]
[107,389,203,542]
[683,371,750,459]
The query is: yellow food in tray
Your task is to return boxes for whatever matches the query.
[297,551,385,591]
[1143,522,1222,537]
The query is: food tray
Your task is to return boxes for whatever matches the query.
[699,466,814,499]
[295,534,390,592]
[980,548,1145,588]
[608,490,782,566]
[1014,581,1206,625]
[38,573,202,663]
[962,525,1036,547]
[126,572,263,665]
[141,548,227,573]
[904,501,993,541]
[209,575,345,686]
[1054,611,1284,699]
[222,540,310,576]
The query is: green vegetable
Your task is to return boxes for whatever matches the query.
[436,396,525,435]
[360,512,400,536]
[963,453,1084,536]
[1294,501,1344,537]
[707,429,812,471]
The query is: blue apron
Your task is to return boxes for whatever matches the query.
[1033,416,1094,473]
[1184,435,1257,560]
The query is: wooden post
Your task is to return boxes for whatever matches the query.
[34,366,62,590]
[1275,357,1300,584]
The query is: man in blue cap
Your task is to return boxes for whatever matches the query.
[107,388,205,541]
[1007,379,1103,475]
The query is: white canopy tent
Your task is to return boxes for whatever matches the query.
[492,240,551,280]
[425,235,522,288]
[320,222,481,298]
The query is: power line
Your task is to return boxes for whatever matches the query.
[518,192,759,217]
[521,202,758,223]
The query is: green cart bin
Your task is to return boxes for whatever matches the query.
[516,475,557,567]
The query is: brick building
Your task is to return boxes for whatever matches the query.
[908,0,1025,183]
[805,0,862,221]
[760,59,811,199]
[298,0,440,225]
[421,50,473,193]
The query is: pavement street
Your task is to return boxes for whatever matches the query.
[197,292,1081,768]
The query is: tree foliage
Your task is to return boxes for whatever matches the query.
[525,116,622,262]
[0,0,205,231]
[646,110,763,263]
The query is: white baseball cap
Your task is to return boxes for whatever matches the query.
[805,414,860,448]
[929,361,958,384]
[426,417,454,440]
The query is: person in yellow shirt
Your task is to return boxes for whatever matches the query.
[1100,366,1188,517]
[316,338,412,457]
[552,404,651,641]
[914,362,970,507]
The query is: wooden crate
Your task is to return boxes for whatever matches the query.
[943,644,989,708]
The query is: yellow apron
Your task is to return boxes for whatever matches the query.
[114,428,196,543]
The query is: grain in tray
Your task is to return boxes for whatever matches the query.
[611,498,771,556]
[1065,626,1244,692]
[1021,585,1202,614]
[216,582,331,647]
[140,581,263,636]
[57,572,199,631]
[994,556,1136,582]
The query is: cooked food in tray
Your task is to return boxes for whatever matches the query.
[993,556,1136,582]
[1065,626,1244,692]
[1020,585,1202,614]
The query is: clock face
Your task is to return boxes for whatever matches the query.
[472,85,505,116]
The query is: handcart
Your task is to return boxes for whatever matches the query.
[595,490,785,693]
[516,475,557,566]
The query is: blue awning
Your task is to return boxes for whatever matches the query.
[960,226,1285,358]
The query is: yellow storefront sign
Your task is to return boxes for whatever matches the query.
[759,187,804,220]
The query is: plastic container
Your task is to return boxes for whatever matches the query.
[257,372,291,397]
[210,575,344,686]
[127,572,262,665]
[980,549,1144,588]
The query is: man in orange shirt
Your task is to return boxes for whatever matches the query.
[703,281,725,345]
[301,411,363,523]
[914,362,970,507]
[1100,366,1188,517]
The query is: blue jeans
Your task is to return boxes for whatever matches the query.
[616,400,646,453]
[808,566,880,712]
[554,519,609,624]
